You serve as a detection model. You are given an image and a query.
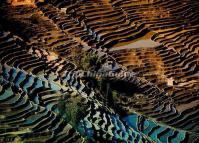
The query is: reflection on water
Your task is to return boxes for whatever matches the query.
[110,39,161,51]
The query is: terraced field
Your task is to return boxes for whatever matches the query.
[0,0,198,142]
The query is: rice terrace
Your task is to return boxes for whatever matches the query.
[0,0,199,142]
